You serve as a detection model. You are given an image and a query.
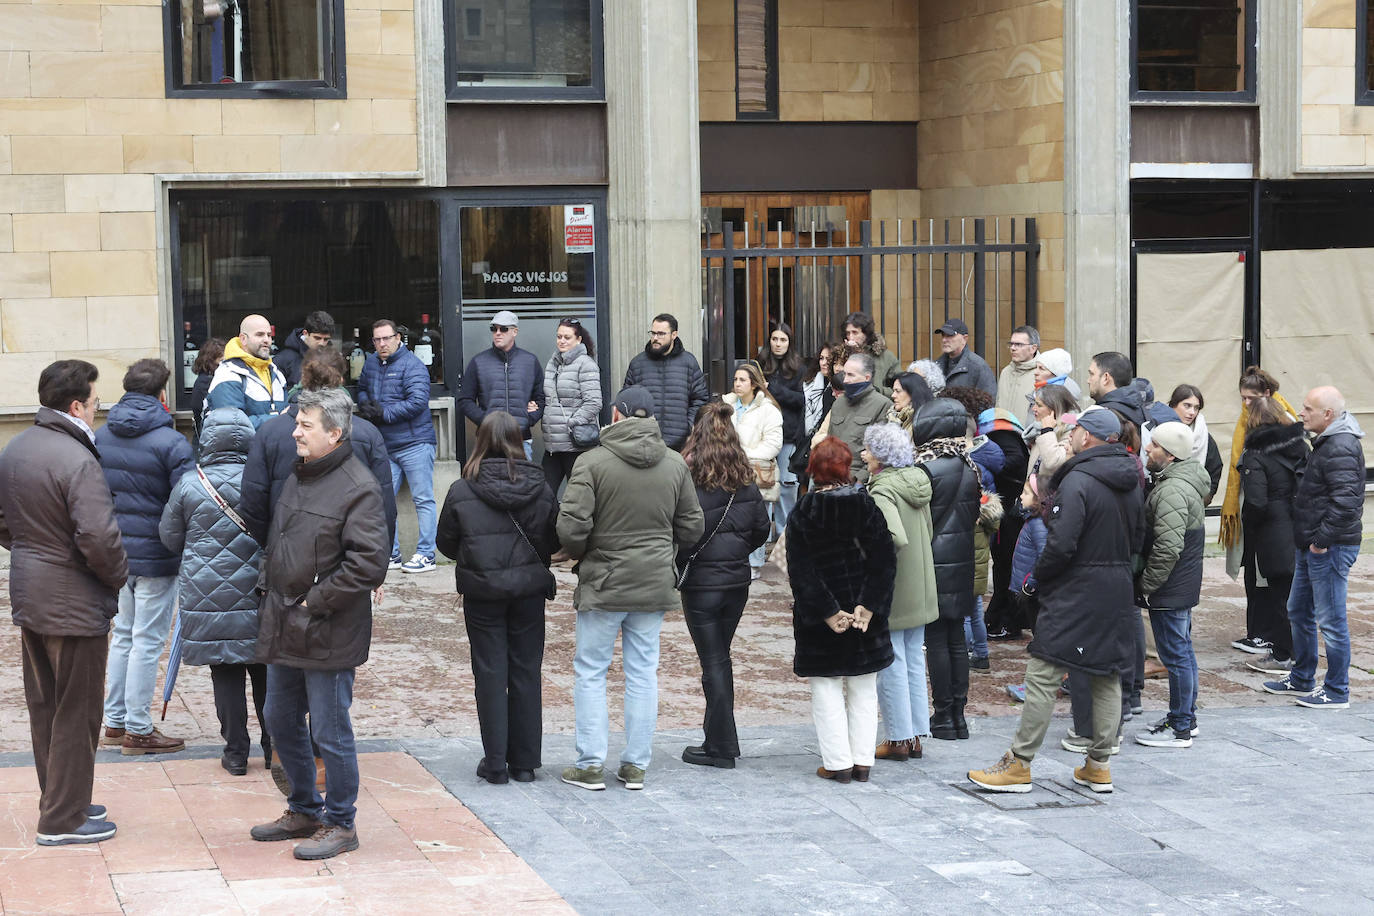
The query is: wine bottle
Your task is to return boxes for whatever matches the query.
[182,322,199,389]
[415,313,434,366]
[269,324,280,356]
[349,327,367,381]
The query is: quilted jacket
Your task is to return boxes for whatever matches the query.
[457,344,545,440]
[357,343,436,450]
[622,339,710,450]
[1136,456,1209,610]
[541,344,602,454]
[159,409,263,666]
[436,458,558,600]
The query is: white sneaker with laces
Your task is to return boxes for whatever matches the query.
[401,554,436,573]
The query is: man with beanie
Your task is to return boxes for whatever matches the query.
[969,406,1144,794]
[456,309,545,460]
[623,313,710,450]
[997,325,1040,417]
[1134,422,1209,748]
[556,386,703,791]
[206,315,288,429]
[825,352,893,484]
[1264,386,1365,709]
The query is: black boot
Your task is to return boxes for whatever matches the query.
[952,702,969,740]
[930,704,958,741]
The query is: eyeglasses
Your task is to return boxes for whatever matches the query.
[1008,341,1034,349]
[648,330,672,339]
[372,333,399,344]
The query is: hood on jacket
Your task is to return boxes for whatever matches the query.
[222,336,276,391]
[1094,386,1146,429]
[792,484,873,537]
[105,392,174,439]
[644,338,685,361]
[1244,421,1307,458]
[912,398,969,445]
[863,334,889,357]
[469,458,548,511]
[1157,455,1211,502]
[1055,443,1140,494]
[282,328,309,357]
[868,465,930,511]
[1317,411,1366,441]
[598,416,667,468]
[199,408,255,464]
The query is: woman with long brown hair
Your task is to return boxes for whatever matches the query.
[436,412,557,785]
[676,403,770,768]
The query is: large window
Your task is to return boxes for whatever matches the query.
[1360,0,1374,105]
[165,0,345,98]
[445,0,603,99]
[172,195,441,402]
[735,0,778,119]
[1132,0,1255,101]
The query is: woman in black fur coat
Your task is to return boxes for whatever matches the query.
[785,436,896,784]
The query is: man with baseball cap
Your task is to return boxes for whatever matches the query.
[1134,422,1210,749]
[969,405,1143,795]
[457,309,545,462]
[555,386,703,791]
[935,318,997,398]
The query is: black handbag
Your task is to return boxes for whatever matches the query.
[570,423,600,449]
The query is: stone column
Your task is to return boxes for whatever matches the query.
[1063,0,1131,364]
[604,0,703,381]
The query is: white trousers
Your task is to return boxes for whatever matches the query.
[809,673,878,770]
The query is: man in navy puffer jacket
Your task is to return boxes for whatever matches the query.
[356,318,437,573]
[95,359,195,756]
[456,309,545,456]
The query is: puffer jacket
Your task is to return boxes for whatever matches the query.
[158,409,262,666]
[357,343,436,450]
[0,408,128,636]
[867,465,938,631]
[785,484,896,678]
[676,484,770,591]
[205,338,288,430]
[622,338,710,450]
[1030,443,1145,676]
[542,344,602,453]
[239,404,396,548]
[1238,421,1307,578]
[96,392,195,577]
[436,458,557,600]
[765,366,806,444]
[826,384,892,483]
[255,443,389,671]
[1010,514,1047,594]
[1293,411,1365,550]
[457,344,545,440]
[912,400,981,620]
[556,417,704,612]
[724,393,784,479]
[274,328,310,390]
[1137,456,1210,610]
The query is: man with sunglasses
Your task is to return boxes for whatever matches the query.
[357,318,438,574]
[456,309,545,463]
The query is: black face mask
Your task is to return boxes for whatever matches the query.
[844,379,872,401]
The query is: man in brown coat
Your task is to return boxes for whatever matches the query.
[0,360,129,845]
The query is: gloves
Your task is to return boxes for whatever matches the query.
[356,401,383,421]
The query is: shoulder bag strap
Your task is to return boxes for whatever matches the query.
[676,491,735,589]
[197,466,249,535]
[507,511,543,561]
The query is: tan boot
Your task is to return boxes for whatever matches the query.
[968,751,1031,793]
[1072,756,1113,793]
[874,739,911,762]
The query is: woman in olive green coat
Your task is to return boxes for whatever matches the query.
[862,423,939,762]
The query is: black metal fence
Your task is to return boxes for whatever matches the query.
[700,216,1040,391]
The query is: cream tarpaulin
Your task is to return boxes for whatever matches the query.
[1135,251,1246,505]
[1260,247,1374,467]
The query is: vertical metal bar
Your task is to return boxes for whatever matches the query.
[778,219,786,333]
[878,220,886,332]
[844,220,851,314]
[959,218,967,325]
[973,218,986,357]
[1010,219,1018,333]
[860,221,873,317]
[994,217,1002,372]
[895,219,903,364]
[927,218,934,360]
[743,219,751,366]
[1025,217,1039,328]
[812,220,819,351]
[942,219,950,325]
[723,221,736,382]
[910,219,918,367]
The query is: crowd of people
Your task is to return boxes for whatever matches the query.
[2,307,1364,858]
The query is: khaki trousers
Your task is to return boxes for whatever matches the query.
[1011,657,1121,764]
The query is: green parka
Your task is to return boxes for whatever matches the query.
[973,490,1004,596]
[867,465,939,630]
[556,416,704,613]
[1137,456,1209,607]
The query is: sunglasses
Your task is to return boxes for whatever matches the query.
[562,318,582,327]
[490,324,514,333]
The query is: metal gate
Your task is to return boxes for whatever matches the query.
[701,215,1040,391]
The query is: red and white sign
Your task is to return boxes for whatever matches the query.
[564,204,594,254]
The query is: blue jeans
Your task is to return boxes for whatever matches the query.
[770,442,798,532]
[1288,545,1359,701]
[877,625,928,739]
[523,440,534,461]
[573,610,664,770]
[103,575,179,736]
[389,441,437,560]
[264,665,359,829]
[964,594,988,660]
[1147,608,1198,735]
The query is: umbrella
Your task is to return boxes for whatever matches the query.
[160,611,184,721]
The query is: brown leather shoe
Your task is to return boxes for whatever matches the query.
[875,740,910,762]
[909,737,923,759]
[816,766,853,784]
[314,757,327,792]
[250,809,323,842]
[99,727,125,748]
[121,728,185,756]
[293,824,359,860]
[851,765,871,783]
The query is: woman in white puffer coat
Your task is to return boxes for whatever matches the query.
[723,361,783,577]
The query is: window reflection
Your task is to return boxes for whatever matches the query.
[449,0,593,89]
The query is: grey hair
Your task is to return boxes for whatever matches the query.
[845,351,876,379]
[863,422,914,469]
[298,388,354,438]
[1012,324,1040,348]
[907,359,946,392]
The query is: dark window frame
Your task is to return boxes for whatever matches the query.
[1359,0,1374,105]
[162,0,347,99]
[734,0,779,121]
[444,0,605,102]
[1130,0,1257,102]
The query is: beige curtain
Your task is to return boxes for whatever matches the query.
[736,0,768,112]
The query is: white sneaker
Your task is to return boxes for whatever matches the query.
[401,554,436,573]
[1135,722,1193,748]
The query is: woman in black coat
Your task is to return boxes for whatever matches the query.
[437,412,558,785]
[188,337,224,456]
[760,322,806,527]
[786,436,895,784]
[677,403,770,769]
[1237,398,1307,667]
[912,399,981,741]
